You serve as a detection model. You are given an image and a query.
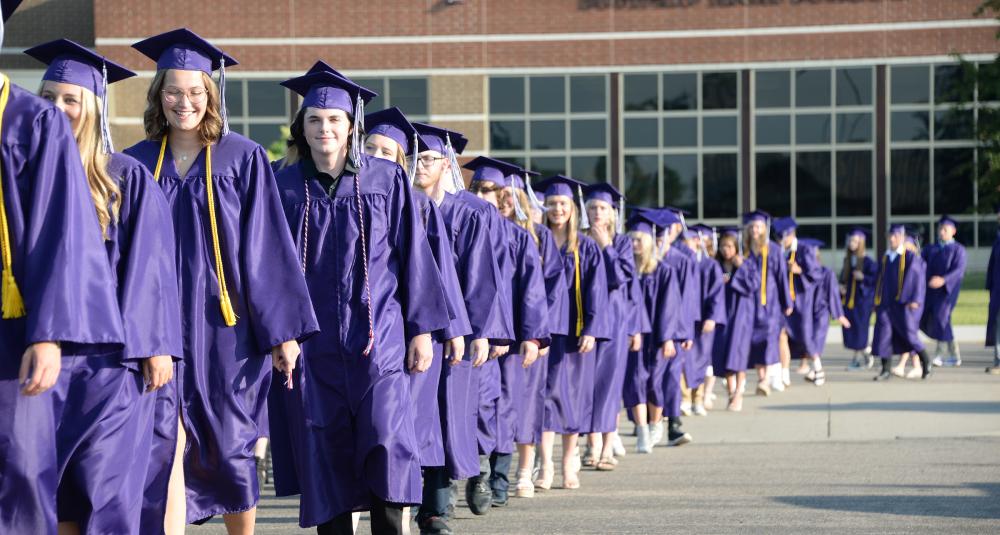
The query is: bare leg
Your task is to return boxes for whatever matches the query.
[222,509,256,535]
[164,417,187,535]
[586,433,602,465]
[647,403,663,425]
[599,432,615,461]
[57,523,81,535]
[631,404,648,426]
[560,433,580,489]
[779,329,791,374]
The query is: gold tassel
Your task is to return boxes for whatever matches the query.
[788,249,796,301]
[220,289,237,327]
[2,270,25,319]
[760,245,768,306]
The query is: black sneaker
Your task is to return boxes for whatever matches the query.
[418,516,453,535]
[491,487,508,507]
[873,369,891,382]
[667,429,692,446]
[465,477,492,516]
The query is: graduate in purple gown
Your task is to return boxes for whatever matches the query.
[621,213,680,453]
[686,224,726,415]
[411,124,510,534]
[464,156,550,507]
[0,7,125,534]
[872,225,931,382]
[711,228,756,411]
[536,175,609,491]
[840,228,878,370]
[985,205,1000,374]
[798,239,850,387]
[742,211,793,396]
[920,215,968,367]
[582,183,637,470]
[26,38,184,535]
[773,217,822,388]
[125,29,319,533]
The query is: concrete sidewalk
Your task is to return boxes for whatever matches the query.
[825,324,989,345]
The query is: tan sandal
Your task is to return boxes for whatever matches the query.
[533,462,554,491]
[595,457,617,471]
[515,469,535,498]
[561,466,580,490]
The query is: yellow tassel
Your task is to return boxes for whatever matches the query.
[760,245,768,306]
[2,270,24,319]
[573,247,584,338]
[220,290,237,327]
[788,249,796,301]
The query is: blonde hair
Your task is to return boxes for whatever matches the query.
[630,231,658,275]
[507,188,539,247]
[544,196,579,254]
[143,70,223,146]
[584,199,617,242]
[842,234,867,284]
[59,85,120,239]
[744,225,769,257]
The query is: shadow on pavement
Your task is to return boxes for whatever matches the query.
[773,482,1000,520]
[762,401,1000,414]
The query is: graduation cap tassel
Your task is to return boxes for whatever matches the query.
[99,62,114,154]
[616,197,625,235]
[511,182,528,222]
[408,132,418,186]
[525,173,545,212]
[445,133,463,192]
[219,56,230,137]
[577,185,590,230]
[354,173,376,357]
[712,227,719,256]
[738,229,744,257]
[351,94,365,169]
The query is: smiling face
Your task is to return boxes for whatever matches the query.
[303,107,352,157]
[545,195,573,226]
[40,81,84,131]
[160,69,208,133]
[748,220,767,241]
[364,133,400,162]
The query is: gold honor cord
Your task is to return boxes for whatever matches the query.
[847,275,857,310]
[896,251,905,302]
[874,255,886,307]
[0,75,25,318]
[760,246,768,306]
[573,247,583,337]
[154,136,236,326]
[788,249,796,301]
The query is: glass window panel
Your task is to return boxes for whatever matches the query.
[389,78,427,116]
[663,73,697,110]
[530,76,565,113]
[571,155,608,183]
[836,113,872,143]
[934,110,975,140]
[624,118,658,148]
[624,155,660,207]
[756,71,790,109]
[979,147,997,214]
[797,224,832,245]
[570,119,606,149]
[979,62,1000,101]
[934,64,974,104]
[490,77,525,114]
[703,72,738,110]
[934,148,975,216]
[663,117,697,147]
[662,154,698,214]
[796,114,831,145]
[836,67,873,106]
[796,152,832,217]
[890,148,930,215]
[624,74,658,111]
[248,123,284,148]
[755,152,791,216]
[529,156,566,178]
[354,78,385,112]
[892,221,931,246]
[490,120,525,151]
[756,115,790,145]
[248,80,286,116]
[703,116,738,147]
[890,111,929,142]
[952,222,975,247]
[703,153,739,218]
[891,65,930,104]
[980,220,998,248]
[224,80,243,116]
[530,120,565,150]
[795,69,831,107]
[836,151,873,216]
[570,76,606,113]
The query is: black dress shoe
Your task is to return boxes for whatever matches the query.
[873,369,891,382]
[417,516,453,535]
[465,477,492,516]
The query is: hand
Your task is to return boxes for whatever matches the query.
[271,339,302,389]
[490,345,510,359]
[908,302,920,311]
[577,335,596,354]
[838,316,852,328]
[142,355,174,393]
[520,341,540,368]
[790,262,803,275]
[680,339,693,351]
[539,346,550,358]
[470,338,490,367]
[19,341,61,396]
[702,319,716,334]
[629,333,642,352]
[443,336,465,366]
[591,225,612,248]
[733,256,743,267]
[853,269,864,281]
[839,284,847,295]
[928,276,945,289]
[785,307,794,317]
[407,333,434,372]
[661,340,676,359]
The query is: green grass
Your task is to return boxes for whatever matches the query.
[954,271,989,326]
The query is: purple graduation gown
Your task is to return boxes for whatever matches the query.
[268,155,448,526]
[871,250,926,358]
[493,219,549,454]
[622,260,680,409]
[124,133,319,524]
[986,231,1000,347]
[544,234,609,434]
[0,84,124,535]
[53,153,183,535]
[662,245,699,418]
[784,242,822,359]
[840,255,877,351]
[747,242,793,367]
[712,261,758,376]
[809,266,843,356]
[691,254,726,389]
[591,233,637,434]
[516,224,567,445]
[920,241,967,342]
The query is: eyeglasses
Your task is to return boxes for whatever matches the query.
[162,87,208,105]
[416,155,447,167]
[470,181,503,194]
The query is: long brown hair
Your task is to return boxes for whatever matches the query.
[631,231,658,275]
[281,106,355,169]
[716,233,740,271]
[506,188,539,247]
[143,70,223,145]
[841,234,867,284]
[544,196,579,254]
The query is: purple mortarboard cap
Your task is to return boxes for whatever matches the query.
[26,39,134,97]
[414,123,467,155]
[847,227,870,240]
[365,106,425,155]
[742,210,771,225]
[938,214,958,228]
[534,175,587,199]
[688,223,713,235]
[305,60,348,78]
[132,28,237,74]
[281,70,376,114]
[463,156,521,188]
[888,223,907,235]
[799,238,826,249]
[772,216,798,236]
[583,183,623,205]
[626,212,657,236]
[2,0,24,22]
[718,226,741,237]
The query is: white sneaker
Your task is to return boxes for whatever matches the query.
[649,421,665,446]
[692,404,707,416]
[781,368,792,387]
[635,424,652,454]
[944,356,962,367]
[680,402,692,416]
[612,434,626,457]
[931,356,944,367]
[770,376,786,392]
